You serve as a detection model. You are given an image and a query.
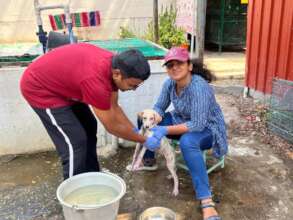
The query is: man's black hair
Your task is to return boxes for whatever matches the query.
[112,49,151,80]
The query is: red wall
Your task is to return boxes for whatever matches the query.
[245,0,293,94]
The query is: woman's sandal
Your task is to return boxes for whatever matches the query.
[201,201,222,220]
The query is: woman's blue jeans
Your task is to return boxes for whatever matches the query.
[139,112,213,200]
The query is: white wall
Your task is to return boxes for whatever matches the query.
[0,0,175,43]
[0,67,54,155]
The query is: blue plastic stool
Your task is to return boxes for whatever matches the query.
[171,140,225,174]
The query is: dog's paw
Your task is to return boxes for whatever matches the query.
[172,189,179,196]
[132,164,140,171]
[166,174,173,179]
[126,164,135,172]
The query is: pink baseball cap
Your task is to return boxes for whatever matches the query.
[163,47,189,66]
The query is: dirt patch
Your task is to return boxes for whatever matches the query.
[224,94,293,181]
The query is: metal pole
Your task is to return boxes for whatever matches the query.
[153,0,159,43]
[219,0,226,53]
[34,0,74,53]
[195,0,207,63]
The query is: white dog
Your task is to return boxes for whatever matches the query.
[129,109,179,196]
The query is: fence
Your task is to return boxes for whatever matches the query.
[267,78,293,143]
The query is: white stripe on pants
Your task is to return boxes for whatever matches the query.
[46,108,74,178]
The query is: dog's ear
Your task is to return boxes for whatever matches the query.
[153,111,162,124]
[153,113,157,122]
[153,113,160,124]
[137,111,144,119]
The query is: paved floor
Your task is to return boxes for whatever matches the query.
[204,50,245,79]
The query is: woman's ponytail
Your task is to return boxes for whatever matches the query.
[189,58,216,83]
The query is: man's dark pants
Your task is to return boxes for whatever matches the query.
[32,103,100,179]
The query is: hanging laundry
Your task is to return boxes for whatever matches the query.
[49,11,101,30]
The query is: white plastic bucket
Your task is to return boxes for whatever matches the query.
[56,172,126,220]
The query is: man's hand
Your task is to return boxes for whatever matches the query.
[133,127,140,134]
[144,136,161,151]
[151,126,168,140]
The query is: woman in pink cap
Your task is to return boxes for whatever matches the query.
[139,47,228,220]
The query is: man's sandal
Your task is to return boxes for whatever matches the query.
[201,202,221,220]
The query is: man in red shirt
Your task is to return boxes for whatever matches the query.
[20,43,161,179]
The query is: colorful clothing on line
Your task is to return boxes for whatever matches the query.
[49,11,101,30]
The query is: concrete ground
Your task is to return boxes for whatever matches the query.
[1,86,292,220]
[204,50,246,79]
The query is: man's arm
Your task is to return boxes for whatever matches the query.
[93,92,145,143]
[110,92,135,130]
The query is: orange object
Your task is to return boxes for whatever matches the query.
[180,43,189,50]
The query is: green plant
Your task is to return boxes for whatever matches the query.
[144,5,187,49]
[119,5,187,49]
[119,26,136,38]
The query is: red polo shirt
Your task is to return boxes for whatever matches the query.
[20,43,117,110]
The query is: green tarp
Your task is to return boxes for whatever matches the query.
[0,38,166,63]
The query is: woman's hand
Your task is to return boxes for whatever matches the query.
[144,136,161,151]
[143,126,168,151]
[151,126,168,139]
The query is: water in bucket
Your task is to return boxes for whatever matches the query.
[64,184,119,206]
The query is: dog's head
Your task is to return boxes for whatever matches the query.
[138,109,160,130]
